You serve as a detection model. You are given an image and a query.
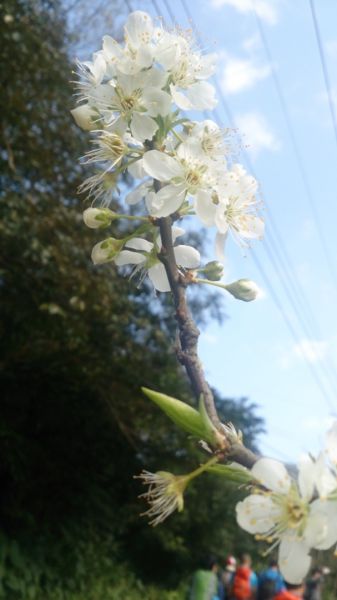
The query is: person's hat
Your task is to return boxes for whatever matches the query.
[225,555,236,572]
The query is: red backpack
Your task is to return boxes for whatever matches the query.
[232,566,252,600]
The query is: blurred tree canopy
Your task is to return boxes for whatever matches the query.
[0,1,264,598]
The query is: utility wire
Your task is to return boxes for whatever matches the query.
[309,0,337,150]
[175,0,337,405]
[132,0,337,410]
[251,250,335,411]
[253,1,337,289]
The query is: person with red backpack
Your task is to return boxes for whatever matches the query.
[231,554,258,600]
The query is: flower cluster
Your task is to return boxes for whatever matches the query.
[236,422,337,583]
[72,10,264,292]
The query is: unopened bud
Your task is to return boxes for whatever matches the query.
[224,279,260,302]
[71,104,97,131]
[83,207,115,229]
[91,237,124,265]
[202,261,224,281]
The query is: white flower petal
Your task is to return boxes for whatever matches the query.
[252,458,291,494]
[298,454,315,501]
[171,227,185,242]
[278,535,311,584]
[155,35,180,69]
[127,159,145,179]
[126,181,151,205]
[91,54,106,84]
[306,499,337,550]
[314,453,337,498]
[184,81,217,111]
[195,189,216,227]
[114,250,146,266]
[145,184,185,217]
[125,238,153,252]
[124,11,153,49]
[170,85,194,110]
[239,215,265,239]
[236,494,278,534]
[135,45,153,69]
[143,150,182,181]
[102,35,122,62]
[326,421,337,465]
[174,245,200,269]
[148,263,170,292]
[142,88,171,117]
[130,113,158,142]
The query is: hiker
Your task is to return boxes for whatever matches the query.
[303,568,324,600]
[274,580,304,600]
[231,554,258,600]
[222,555,236,598]
[190,555,223,600]
[257,560,285,599]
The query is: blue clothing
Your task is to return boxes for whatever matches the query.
[258,568,284,595]
[250,571,258,589]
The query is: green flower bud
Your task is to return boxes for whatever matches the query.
[91,237,124,265]
[224,279,260,302]
[71,104,97,131]
[201,261,224,281]
[83,207,116,229]
[142,387,218,445]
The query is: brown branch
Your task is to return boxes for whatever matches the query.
[158,216,221,429]
[157,214,258,469]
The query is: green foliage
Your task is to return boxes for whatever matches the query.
[0,0,265,597]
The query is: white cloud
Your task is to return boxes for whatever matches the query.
[221,55,271,94]
[293,339,328,363]
[278,338,332,370]
[235,112,280,157]
[211,0,279,26]
[243,34,261,52]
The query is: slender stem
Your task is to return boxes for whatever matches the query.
[188,455,219,481]
[156,187,258,468]
[157,213,222,430]
[114,213,149,222]
[194,278,228,290]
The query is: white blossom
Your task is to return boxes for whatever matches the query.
[236,457,337,584]
[142,144,217,217]
[114,228,200,292]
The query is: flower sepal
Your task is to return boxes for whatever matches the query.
[142,387,218,445]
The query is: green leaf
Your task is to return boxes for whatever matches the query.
[142,387,216,442]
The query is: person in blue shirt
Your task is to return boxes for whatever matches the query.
[258,560,285,600]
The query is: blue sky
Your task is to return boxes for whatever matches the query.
[134,0,337,463]
[73,0,337,463]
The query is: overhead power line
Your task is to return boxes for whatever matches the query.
[252,1,337,290]
[130,0,337,410]
[175,0,337,407]
[309,0,337,150]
